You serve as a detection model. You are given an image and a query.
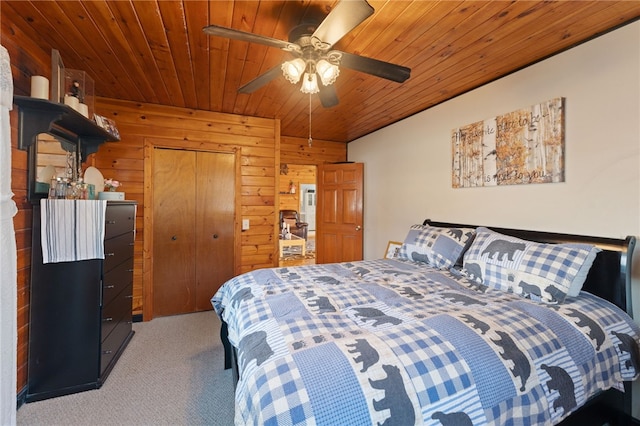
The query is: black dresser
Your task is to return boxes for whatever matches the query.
[27,200,136,402]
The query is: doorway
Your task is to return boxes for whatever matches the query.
[279,164,316,267]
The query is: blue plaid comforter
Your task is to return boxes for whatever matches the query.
[211,259,640,426]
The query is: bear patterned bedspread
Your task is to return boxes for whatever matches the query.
[211,259,640,426]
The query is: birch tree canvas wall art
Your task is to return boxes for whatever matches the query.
[452,97,565,188]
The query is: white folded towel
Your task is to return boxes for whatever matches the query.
[40,199,107,263]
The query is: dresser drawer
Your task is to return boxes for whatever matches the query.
[100,315,133,375]
[103,259,133,307]
[104,232,134,273]
[105,204,135,239]
[101,284,133,342]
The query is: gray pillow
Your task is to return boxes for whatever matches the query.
[398,224,475,269]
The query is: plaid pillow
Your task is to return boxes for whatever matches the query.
[462,227,600,304]
[398,224,475,269]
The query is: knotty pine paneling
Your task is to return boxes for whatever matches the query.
[281,135,347,165]
[279,164,317,212]
[5,1,640,142]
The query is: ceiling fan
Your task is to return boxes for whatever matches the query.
[203,0,411,108]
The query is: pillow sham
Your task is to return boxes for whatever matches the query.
[462,227,600,304]
[398,224,475,269]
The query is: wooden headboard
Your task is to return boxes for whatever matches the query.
[424,220,637,318]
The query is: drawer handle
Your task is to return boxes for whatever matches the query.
[103,350,113,355]
[127,269,134,272]
[105,285,115,289]
[106,252,115,257]
[107,220,117,225]
[126,295,133,299]
[103,317,113,322]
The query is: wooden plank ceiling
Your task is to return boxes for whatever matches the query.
[5,1,640,143]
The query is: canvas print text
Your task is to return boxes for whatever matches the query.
[452,97,565,188]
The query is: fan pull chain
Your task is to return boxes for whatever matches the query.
[308,93,313,147]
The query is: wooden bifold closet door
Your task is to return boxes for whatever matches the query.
[153,148,235,317]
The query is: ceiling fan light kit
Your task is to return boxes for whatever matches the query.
[281,58,306,84]
[301,72,320,94]
[315,59,340,86]
[203,0,411,108]
[282,53,340,93]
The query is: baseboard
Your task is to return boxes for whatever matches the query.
[16,387,26,409]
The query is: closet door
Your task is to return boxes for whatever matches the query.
[153,148,235,317]
[195,151,235,311]
[153,149,197,316]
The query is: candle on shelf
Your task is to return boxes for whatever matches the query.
[64,94,79,110]
[78,103,89,117]
[30,76,49,100]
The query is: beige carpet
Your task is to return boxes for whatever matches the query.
[17,310,234,426]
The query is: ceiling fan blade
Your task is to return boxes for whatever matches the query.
[203,24,299,53]
[318,84,339,108]
[311,0,374,49]
[339,51,411,83]
[238,65,283,94]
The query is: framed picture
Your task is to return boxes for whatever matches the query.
[51,49,65,103]
[94,114,120,139]
[384,241,402,259]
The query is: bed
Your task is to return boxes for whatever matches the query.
[212,220,640,425]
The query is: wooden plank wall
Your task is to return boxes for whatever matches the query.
[281,135,346,164]
[279,164,316,211]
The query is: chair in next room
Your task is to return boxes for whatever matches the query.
[279,209,309,240]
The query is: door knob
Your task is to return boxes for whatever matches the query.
[356,226,362,231]
[171,235,177,240]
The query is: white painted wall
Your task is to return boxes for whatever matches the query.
[348,21,640,417]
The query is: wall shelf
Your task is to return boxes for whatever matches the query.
[13,95,118,158]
